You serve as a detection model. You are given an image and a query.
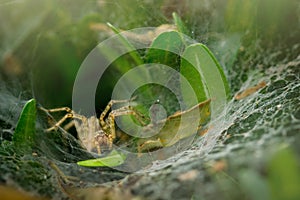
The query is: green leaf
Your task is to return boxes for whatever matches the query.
[13,99,36,152]
[181,44,230,114]
[124,31,186,121]
[172,12,188,35]
[106,22,143,66]
[77,150,126,167]
[146,31,184,68]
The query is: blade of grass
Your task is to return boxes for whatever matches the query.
[172,12,188,35]
[13,99,36,152]
[106,22,143,66]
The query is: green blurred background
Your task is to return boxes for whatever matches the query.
[1,0,298,109]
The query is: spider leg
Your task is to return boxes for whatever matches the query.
[108,134,113,149]
[94,139,101,154]
[40,106,73,130]
[46,113,73,132]
[63,121,75,131]
[40,106,73,113]
[114,106,148,125]
[64,112,85,132]
[106,106,148,142]
[40,106,86,132]
[99,99,136,127]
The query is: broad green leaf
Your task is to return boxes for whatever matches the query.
[181,44,230,114]
[267,147,300,200]
[146,31,184,68]
[13,99,36,152]
[117,31,186,125]
[77,150,126,167]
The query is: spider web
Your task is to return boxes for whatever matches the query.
[0,0,228,170]
[1,0,299,198]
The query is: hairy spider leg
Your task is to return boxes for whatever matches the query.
[98,98,141,131]
[100,105,147,149]
[99,99,134,128]
[41,107,86,132]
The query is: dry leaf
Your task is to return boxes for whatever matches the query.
[235,81,267,100]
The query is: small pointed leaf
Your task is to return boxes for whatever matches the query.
[77,150,126,167]
[13,99,36,152]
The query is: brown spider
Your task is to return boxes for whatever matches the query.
[41,99,146,155]
[42,98,211,155]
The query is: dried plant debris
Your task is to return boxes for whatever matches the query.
[235,81,267,100]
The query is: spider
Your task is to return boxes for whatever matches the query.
[42,98,211,155]
[40,98,147,155]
